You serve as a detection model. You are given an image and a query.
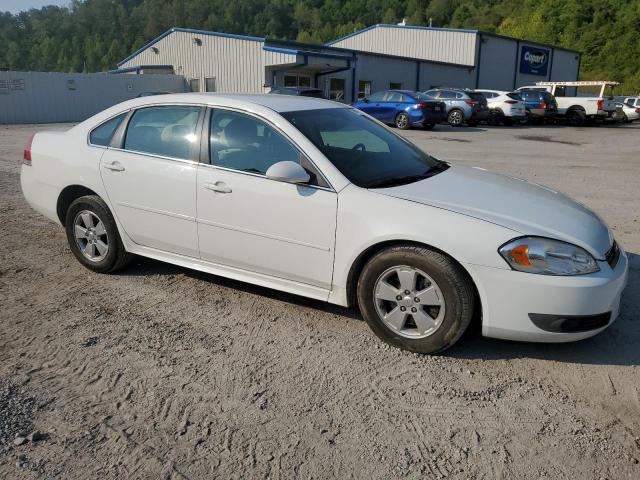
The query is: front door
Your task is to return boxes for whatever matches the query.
[100,105,203,257]
[196,108,338,289]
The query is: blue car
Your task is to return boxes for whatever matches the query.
[352,90,447,130]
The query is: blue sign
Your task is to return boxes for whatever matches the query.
[520,46,550,76]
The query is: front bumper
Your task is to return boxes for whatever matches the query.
[464,246,628,343]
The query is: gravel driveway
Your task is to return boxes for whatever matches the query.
[1,122,639,479]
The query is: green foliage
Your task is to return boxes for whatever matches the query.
[1,0,638,93]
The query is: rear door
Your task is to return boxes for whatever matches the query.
[100,105,203,258]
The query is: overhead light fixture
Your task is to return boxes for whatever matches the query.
[193,38,202,46]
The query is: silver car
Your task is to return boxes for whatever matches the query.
[422,88,490,127]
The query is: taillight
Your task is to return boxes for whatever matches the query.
[635,108,640,114]
[504,100,518,104]
[597,99,604,111]
[23,133,35,166]
[538,102,547,109]
[415,102,429,110]
[464,99,478,106]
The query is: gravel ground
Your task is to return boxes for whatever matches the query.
[1,121,639,479]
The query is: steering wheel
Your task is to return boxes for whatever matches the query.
[352,143,366,152]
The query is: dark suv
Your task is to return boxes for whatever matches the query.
[422,88,490,126]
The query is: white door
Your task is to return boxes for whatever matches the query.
[100,105,203,258]
[197,109,338,289]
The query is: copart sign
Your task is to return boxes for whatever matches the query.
[520,46,550,76]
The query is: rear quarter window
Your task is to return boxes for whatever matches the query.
[89,113,127,146]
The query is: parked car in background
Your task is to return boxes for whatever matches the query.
[21,94,628,354]
[519,81,617,126]
[352,90,446,130]
[422,88,489,127]
[475,90,526,126]
[613,102,640,123]
[517,89,558,123]
[269,87,324,98]
[622,97,640,108]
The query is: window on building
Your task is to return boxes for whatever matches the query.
[189,78,200,92]
[389,82,402,90]
[89,113,127,147]
[284,75,297,87]
[124,106,202,160]
[328,78,346,102]
[358,80,372,99]
[205,77,217,92]
[298,76,311,87]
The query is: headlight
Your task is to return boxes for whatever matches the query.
[499,237,600,275]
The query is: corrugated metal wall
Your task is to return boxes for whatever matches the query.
[0,71,187,124]
[330,26,478,66]
[120,31,297,93]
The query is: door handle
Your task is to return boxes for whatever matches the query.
[204,182,232,194]
[103,161,125,172]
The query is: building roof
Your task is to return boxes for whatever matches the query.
[328,23,581,55]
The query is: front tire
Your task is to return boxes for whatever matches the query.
[395,112,410,130]
[65,195,132,273]
[357,246,474,354]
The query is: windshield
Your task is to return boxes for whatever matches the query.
[281,108,447,188]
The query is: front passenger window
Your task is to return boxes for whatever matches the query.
[211,110,298,175]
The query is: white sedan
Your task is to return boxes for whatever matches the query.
[21,94,628,353]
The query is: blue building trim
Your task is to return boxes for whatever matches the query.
[117,27,266,67]
[109,64,174,74]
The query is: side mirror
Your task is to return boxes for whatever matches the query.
[265,161,310,184]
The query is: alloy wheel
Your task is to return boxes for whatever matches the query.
[73,210,109,262]
[373,265,446,339]
[448,110,463,126]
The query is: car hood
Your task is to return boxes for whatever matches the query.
[373,165,612,259]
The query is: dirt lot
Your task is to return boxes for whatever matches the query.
[1,121,639,479]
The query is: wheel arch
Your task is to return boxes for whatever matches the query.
[56,185,100,225]
[345,239,483,325]
[567,105,586,113]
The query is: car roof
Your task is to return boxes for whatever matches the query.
[121,92,347,113]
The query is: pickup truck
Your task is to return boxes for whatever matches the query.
[517,81,618,126]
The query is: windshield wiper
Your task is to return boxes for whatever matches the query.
[366,162,449,189]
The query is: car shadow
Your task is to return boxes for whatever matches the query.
[118,251,639,366]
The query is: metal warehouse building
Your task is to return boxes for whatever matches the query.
[116,24,580,103]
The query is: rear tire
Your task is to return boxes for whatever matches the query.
[447,109,464,127]
[357,245,474,354]
[65,195,132,273]
[567,109,586,127]
[395,113,410,130]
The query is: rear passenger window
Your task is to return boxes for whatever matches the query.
[90,113,127,146]
[124,106,201,160]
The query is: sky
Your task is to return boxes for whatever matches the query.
[0,0,71,14]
